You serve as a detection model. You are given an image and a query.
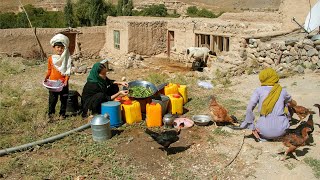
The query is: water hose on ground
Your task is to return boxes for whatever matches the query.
[0,123,91,156]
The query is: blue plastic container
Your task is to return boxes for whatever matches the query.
[101,101,122,128]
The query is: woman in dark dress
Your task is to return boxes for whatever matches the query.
[82,62,128,117]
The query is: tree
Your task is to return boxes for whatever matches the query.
[186,6,218,18]
[64,0,75,27]
[88,0,106,26]
[74,0,115,26]
[117,0,133,16]
[186,6,198,16]
[0,12,17,28]
[142,4,167,17]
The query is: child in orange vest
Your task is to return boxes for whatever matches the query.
[44,34,72,121]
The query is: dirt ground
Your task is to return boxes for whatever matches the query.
[0,56,319,179]
[100,57,320,180]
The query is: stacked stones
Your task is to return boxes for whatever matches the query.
[246,37,320,73]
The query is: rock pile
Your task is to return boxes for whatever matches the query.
[245,37,320,74]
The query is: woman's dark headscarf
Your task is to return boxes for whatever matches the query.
[87,62,106,89]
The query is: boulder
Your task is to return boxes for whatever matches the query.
[304,44,314,51]
[249,39,257,45]
[303,61,313,69]
[294,65,305,74]
[302,39,314,46]
[285,56,295,64]
[279,43,287,51]
[311,56,319,64]
[289,47,298,56]
[265,57,274,65]
[300,49,307,56]
[307,48,318,57]
[285,39,299,46]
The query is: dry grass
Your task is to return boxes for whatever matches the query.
[1,57,319,179]
[0,57,248,179]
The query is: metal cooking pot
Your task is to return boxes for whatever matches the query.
[125,80,158,99]
[163,113,175,128]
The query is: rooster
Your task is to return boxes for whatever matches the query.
[279,126,312,161]
[288,101,315,120]
[145,123,184,151]
[209,96,239,126]
[314,104,320,117]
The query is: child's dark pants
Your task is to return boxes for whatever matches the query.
[48,85,69,117]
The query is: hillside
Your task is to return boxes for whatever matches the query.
[1,0,281,13]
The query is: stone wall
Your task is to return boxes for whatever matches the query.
[245,36,320,73]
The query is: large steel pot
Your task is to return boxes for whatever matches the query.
[125,80,158,99]
[124,80,158,113]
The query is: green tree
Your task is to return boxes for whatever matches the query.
[74,0,92,26]
[142,4,167,17]
[74,0,115,26]
[117,0,133,16]
[186,6,198,16]
[64,0,75,27]
[197,8,215,18]
[0,12,17,28]
[186,6,219,18]
[88,0,106,26]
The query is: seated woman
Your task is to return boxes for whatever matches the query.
[81,62,128,118]
[240,68,295,141]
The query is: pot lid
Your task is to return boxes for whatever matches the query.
[91,114,110,125]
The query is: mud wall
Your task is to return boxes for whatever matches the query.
[0,26,105,58]
[102,17,129,56]
[128,21,167,56]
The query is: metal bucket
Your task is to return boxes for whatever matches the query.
[90,114,111,142]
[152,94,170,116]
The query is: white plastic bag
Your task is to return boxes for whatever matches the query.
[197,80,213,89]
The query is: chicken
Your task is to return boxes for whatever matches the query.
[209,96,239,126]
[288,101,315,120]
[280,126,312,161]
[145,123,184,151]
[287,114,314,135]
[314,104,320,117]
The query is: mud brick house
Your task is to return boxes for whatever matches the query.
[102,16,280,61]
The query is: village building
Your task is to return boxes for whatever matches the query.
[102,15,281,61]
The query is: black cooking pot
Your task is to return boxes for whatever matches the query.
[66,90,81,115]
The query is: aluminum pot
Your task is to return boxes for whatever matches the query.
[163,113,175,127]
[125,80,158,99]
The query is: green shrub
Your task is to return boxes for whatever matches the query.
[186,6,222,18]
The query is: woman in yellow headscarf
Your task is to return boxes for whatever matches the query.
[240,68,295,141]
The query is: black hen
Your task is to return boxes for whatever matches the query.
[145,124,184,149]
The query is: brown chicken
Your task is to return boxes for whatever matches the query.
[287,114,314,134]
[314,104,320,117]
[288,101,315,120]
[280,126,312,161]
[209,96,238,126]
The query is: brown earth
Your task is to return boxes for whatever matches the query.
[1,56,319,179]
